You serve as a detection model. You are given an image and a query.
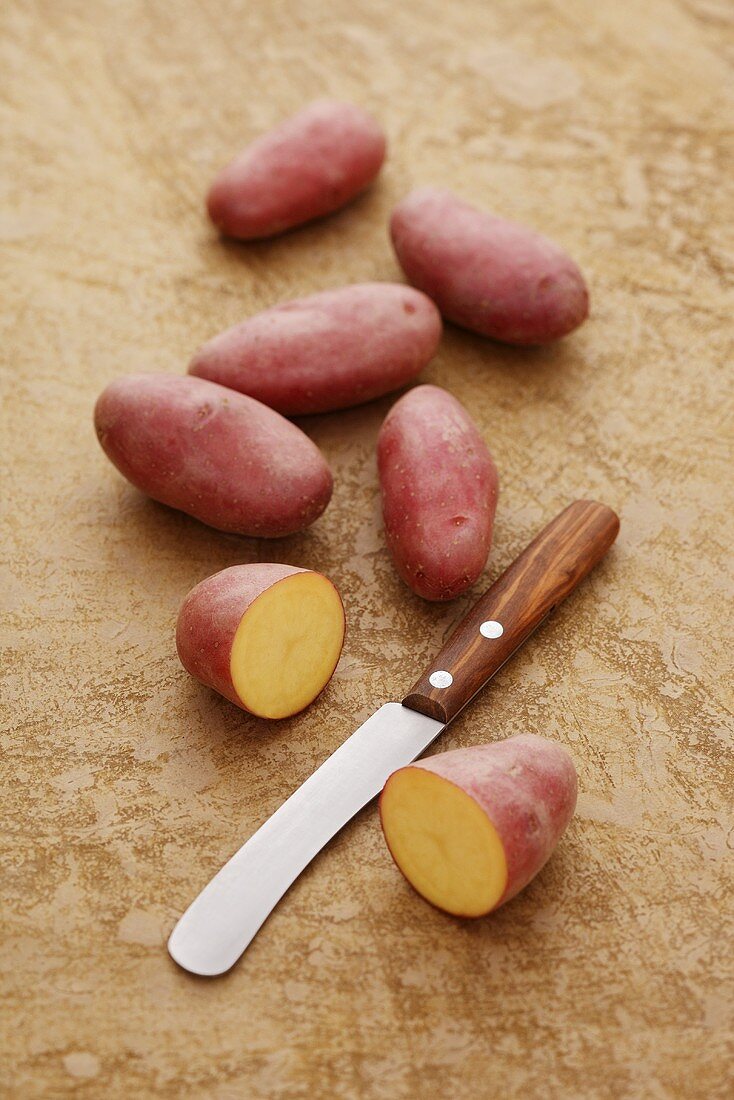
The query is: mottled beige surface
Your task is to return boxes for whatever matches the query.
[1,1,733,1097]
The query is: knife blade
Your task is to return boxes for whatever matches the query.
[168,499,619,976]
[167,704,443,976]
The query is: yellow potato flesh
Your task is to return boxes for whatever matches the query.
[230,572,344,719]
[381,768,507,916]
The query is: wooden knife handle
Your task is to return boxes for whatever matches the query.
[402,500,620,725]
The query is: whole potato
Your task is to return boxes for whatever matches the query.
[207,100,386,240]
[94,374,332,536]
[377,384,499,601]
[390,187,589,345]
[189,283,442,415]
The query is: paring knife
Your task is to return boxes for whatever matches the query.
[168,499,619,976]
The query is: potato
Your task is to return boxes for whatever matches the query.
[390,187,589,345]
[176,564,345,719]
[188,283,442,415]
[207,100,386,240]
[377,384,498,601]
[379,735,578,917]
[94,374,332,536]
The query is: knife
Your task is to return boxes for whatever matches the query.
[168,499,619,976]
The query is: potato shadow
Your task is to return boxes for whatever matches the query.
[370,827,580,944]
[430,321,589,397]
[290,387,404,455]
[207,182,394,282]
[175,668,345,759]
[106,485,340,578]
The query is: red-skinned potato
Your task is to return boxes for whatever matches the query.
[379,735,578,917]
[377,385,498,601]
[207,100,386,240]
[94,374,332,536]
[189,283,442,415]
[390,187,589,345]
[176,564,345,719]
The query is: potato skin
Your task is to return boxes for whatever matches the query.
[390,187,589,345]
[385,734,578,912]
[176,564,303,709]
[189,283,442,415]
[207,100,386,240]
[94,374,332,536]
[377,385,498,601]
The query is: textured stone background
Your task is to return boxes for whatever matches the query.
[1,1,732,1096]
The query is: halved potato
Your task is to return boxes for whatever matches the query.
[176,564,345,719]
[380,735,577,916]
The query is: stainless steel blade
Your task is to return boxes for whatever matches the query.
[167,703,444,976]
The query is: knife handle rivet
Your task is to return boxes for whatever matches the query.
[480,620,504,639]
[429,670,453,689]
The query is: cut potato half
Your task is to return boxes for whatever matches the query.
[380,767,508,916]
[379,735,578,917]
[176,563,345,719]
[230,571,345,719]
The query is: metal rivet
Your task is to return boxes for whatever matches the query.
[480,620,504,639]
[429,670,453,689]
